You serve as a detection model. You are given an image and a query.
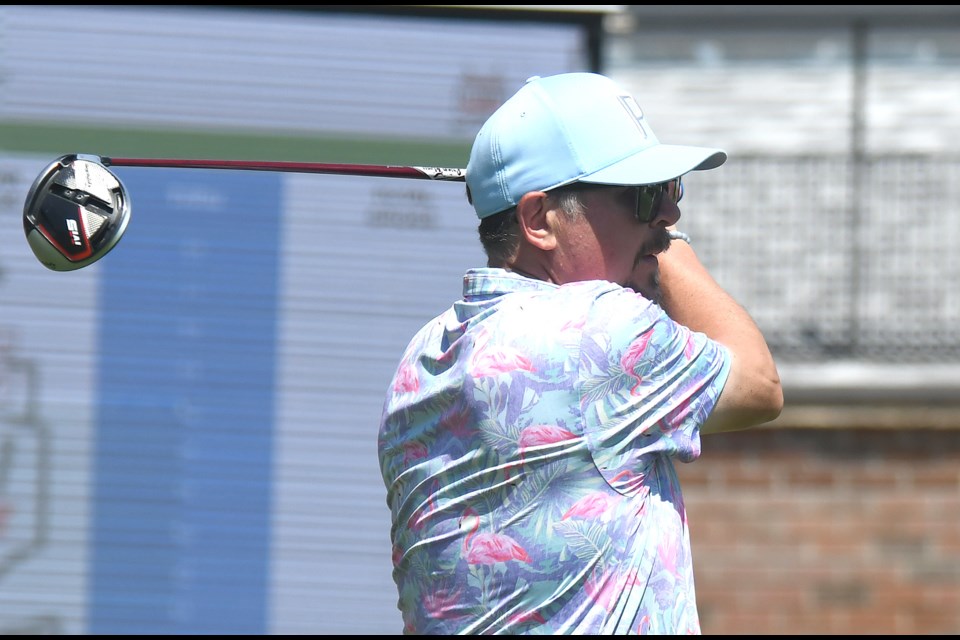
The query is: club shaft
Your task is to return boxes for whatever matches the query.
[99,156,467,181]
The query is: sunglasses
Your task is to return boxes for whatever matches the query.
[547,177,684,222]
[633,177,683,223]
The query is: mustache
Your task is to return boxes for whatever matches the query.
[653,229,673,254]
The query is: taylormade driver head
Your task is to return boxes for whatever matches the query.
[22,154,130,271]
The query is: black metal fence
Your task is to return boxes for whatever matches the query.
[681,154,960,363]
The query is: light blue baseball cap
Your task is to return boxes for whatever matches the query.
[466,72,727,219]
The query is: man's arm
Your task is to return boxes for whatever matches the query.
[657,236,783,434]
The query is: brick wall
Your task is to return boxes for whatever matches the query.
[679,422,960,634]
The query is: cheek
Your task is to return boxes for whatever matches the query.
[602,228,639,265]
[576,210,639,277]
[572,237,608,274]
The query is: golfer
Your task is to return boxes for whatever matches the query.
[377,72,783,634]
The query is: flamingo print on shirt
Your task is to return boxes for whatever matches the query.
[470,331,535,378]
[458,507,532,565]
[518,424,578,454]
[620,329,654,395]
[561,491,622,522]
[505,424,579,479]
[394,360,419,393]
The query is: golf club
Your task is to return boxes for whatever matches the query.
[22,154,467,271]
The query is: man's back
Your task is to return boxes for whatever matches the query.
[378,268,730,634]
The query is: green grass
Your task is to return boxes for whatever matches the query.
[0,122,472,168]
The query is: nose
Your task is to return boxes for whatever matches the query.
[653,197,681,227]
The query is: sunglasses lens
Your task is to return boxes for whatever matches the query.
[634,178,683,222]
[636,186,658,222]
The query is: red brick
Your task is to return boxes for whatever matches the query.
[680,426,960,635]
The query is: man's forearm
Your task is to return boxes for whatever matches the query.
[658,237,784,432]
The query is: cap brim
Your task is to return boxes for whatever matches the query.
[579,144,727,186]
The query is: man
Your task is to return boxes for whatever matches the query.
[377,72,782,634]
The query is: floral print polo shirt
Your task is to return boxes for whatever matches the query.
[378,267,731,634]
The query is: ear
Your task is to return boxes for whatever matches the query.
[516,191,558,251]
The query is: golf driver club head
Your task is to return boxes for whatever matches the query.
[22,154,130,271]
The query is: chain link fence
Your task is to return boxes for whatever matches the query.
[682,154,960,364]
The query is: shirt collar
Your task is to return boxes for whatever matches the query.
[462,267,558,301]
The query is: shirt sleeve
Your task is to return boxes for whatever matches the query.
[577,283,731,494]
